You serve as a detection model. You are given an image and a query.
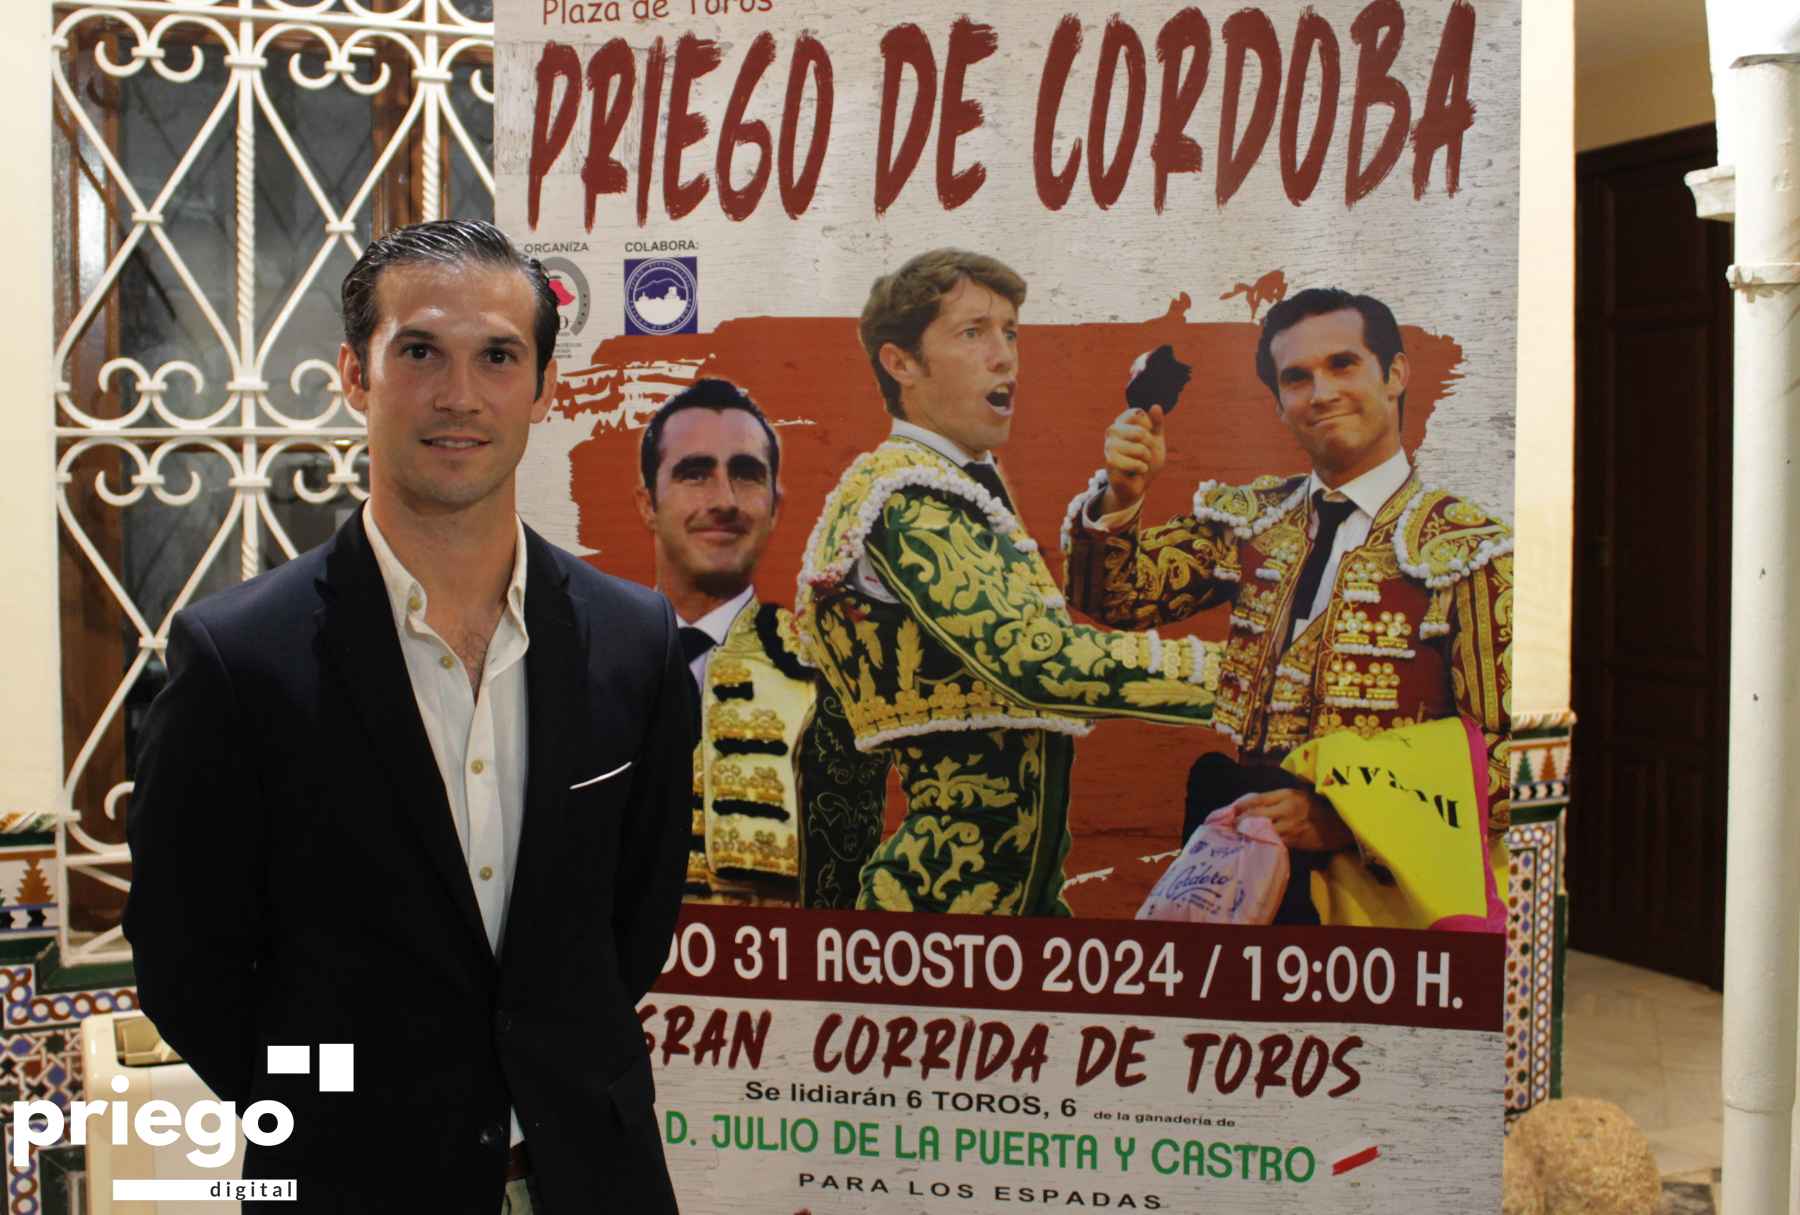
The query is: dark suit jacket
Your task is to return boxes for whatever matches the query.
[123,509,696,1213]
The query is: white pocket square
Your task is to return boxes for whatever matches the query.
[570,761,632,791]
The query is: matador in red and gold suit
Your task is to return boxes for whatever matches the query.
[1061,289,1512,876]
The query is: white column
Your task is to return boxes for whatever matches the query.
[1512,0,1575,715]
[0,19,67,818]
[1719,52,1800,1215]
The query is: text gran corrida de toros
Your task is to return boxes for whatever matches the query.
[644,915,1498,1095]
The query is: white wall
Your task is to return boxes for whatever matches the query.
[1516,13,1718,718]
[1513,0,1576,716]
[0,21,66,818]
[1579,41,1716,153]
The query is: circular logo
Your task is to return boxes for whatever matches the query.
[624,257,698,336]
[540,256,590,344]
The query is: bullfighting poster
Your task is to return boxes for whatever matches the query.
[495,0,1519,1208]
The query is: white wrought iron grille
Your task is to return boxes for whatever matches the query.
[50,0,495,965]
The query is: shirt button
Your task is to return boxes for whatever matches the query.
[407,594,421,612]
[471,758,486,775]
[439,654,455,670]
[479,865,494,881]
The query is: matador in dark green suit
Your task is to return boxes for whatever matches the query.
[793,250,1219,915]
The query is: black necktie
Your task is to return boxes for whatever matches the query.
[679,626,715,666]
[963,461,1014,511]
[1290,491,1358,626]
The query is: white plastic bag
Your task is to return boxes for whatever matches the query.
[1136,804,1291,924]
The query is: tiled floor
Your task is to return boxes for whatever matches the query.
[1561,950,1723,1206]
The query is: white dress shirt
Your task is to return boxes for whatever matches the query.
[1082,448,1413,641]
[1289,449,1412,640]
[679,585,756,688]
[852,421,999,603]
[363,509,530,1146]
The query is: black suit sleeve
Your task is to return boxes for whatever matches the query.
[612,600,698,1003]
[122,611,264,1104]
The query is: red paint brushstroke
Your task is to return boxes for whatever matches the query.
[1332,1145,1381,1175]
[560,299,1464,918]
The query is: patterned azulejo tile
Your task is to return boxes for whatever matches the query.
[1505,713,1571,1122]
[0,953,139,1215]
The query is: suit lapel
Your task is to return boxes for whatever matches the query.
[314,511,495,967]
[499,528,585,973]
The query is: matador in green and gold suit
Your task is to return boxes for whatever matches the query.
[686,595,890,910]
[794,428,1222,916]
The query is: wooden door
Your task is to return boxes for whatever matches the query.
[1572,124,1733,988]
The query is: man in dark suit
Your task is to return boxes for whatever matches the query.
[123,220,694,1213]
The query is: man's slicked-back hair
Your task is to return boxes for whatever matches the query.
[639,378,781,503]
[340,219,560,395]
[1255,287,1407,420]
[859,249,1027,417]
